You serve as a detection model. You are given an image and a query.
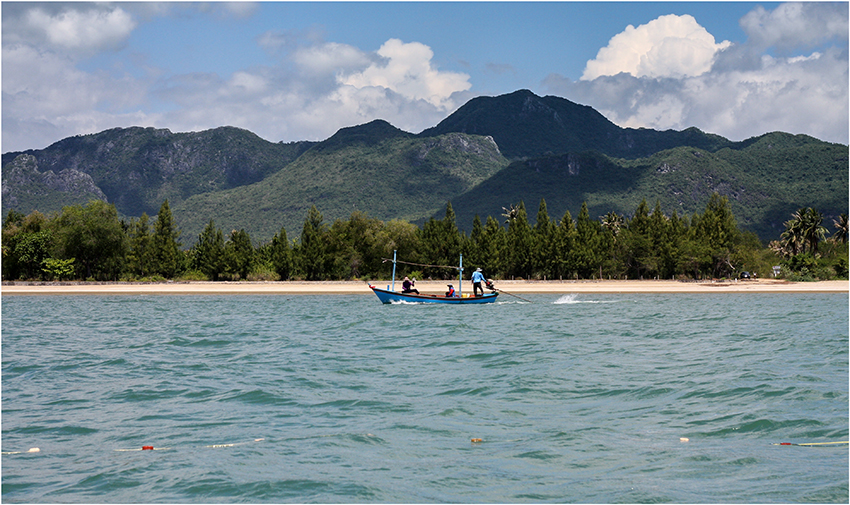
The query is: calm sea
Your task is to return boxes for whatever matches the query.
[2,292,847,503]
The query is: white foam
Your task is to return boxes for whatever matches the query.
[553,294,623,304]
[554,294,580,304]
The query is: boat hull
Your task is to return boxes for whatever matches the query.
[370,286,498,304]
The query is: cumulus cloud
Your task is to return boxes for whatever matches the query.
[339,39,471,108]
[293,42,373,77]
[3,2,846,155]
[740,2,848,51]
[1,1,470,152]
[582,14,731,80]
[547,4,848,144]
[16,5,136,53]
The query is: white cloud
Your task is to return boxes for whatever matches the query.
[547,5,848,145]
[1,40,153,152]
[293,42,372,77]
[582,14,731,80]
[1,0,470,153]
[740,2,849,51]
[339,39,471,108]
[3,2,845,156]
[22,6,136,52]
[154,37,471,145]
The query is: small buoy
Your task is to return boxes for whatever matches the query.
[679,437,689,443]
[142,446,154,450]
[27,447,40,453]
[471,438,483,443]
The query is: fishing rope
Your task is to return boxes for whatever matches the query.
[773,441,848,446]
[5,437,848,455]
[381,258,460,270]
[4,438,267,455]
[114,438,265,452]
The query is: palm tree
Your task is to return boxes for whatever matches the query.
[600,211,625,239]
[779,208,805,256]
[780,207,828,255]
[501,204,519,225]
[800,207,827,254]
[832,213,848,245]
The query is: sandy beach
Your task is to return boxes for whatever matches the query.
[2,279,847,296]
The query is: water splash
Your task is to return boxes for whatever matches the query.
[553,294,580,304]
[553,294,623,304]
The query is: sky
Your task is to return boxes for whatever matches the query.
[2,1,848,153]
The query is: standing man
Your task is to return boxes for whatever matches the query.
[471,267,486,296]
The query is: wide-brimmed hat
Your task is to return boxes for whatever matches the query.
[403,276,410,281]
[475,268,482,272]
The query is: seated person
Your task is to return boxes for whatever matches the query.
[401,276,419,294]
[445,284,456,297]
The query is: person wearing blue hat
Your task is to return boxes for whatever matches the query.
[471,267,486,297]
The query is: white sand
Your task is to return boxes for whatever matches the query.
[2,279,846,296]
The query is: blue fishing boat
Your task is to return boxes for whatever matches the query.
[369,285,499,304]
[369,251,498,304]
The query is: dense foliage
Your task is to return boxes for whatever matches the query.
[4,196,846,283]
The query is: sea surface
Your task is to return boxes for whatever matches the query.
[2,291,848,503]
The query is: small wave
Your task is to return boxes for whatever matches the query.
[553,294,619,304]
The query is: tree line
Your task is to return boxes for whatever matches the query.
[2,194,847,282]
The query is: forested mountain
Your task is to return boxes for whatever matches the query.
[446,132,849,241]
[2,126,314,218]
[172,122,508,242]
[2,90,847,245]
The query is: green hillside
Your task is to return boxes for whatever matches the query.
[172,123,509,242]
[2,126,313,218]
[445,132,849,242]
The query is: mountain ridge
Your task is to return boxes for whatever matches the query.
[3,90,847,244]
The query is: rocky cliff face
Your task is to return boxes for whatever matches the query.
[2,154,107,215]
[1,126,313,218]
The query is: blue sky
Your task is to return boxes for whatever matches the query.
[3,2,847,153]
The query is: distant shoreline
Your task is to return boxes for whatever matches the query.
[2,279,847,296]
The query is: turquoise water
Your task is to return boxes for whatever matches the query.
[2,292,847,503]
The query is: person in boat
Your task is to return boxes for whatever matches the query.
[445,284,457,297]
[401,276,419,294]
[471,267,486,296]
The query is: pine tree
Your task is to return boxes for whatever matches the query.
[574,202,602,278]
[226,228,254,280]
[505,201,533,278]
[128,213,152,278]
[270,226,292,281]
[532,198,555,278]
[194,219,225,281]
[553,209,576,279]
[152,200,182,278]
[482,215,506,277]
[695,193,740,277]
[300,205,326,281]
[467,214,485,268]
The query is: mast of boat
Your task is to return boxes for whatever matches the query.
[458,253,463,298]
[391,249,397,291]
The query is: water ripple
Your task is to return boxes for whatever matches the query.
[2,292,847,503]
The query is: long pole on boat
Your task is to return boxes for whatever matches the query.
[458,253,463,298]
[391,250,397,292]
